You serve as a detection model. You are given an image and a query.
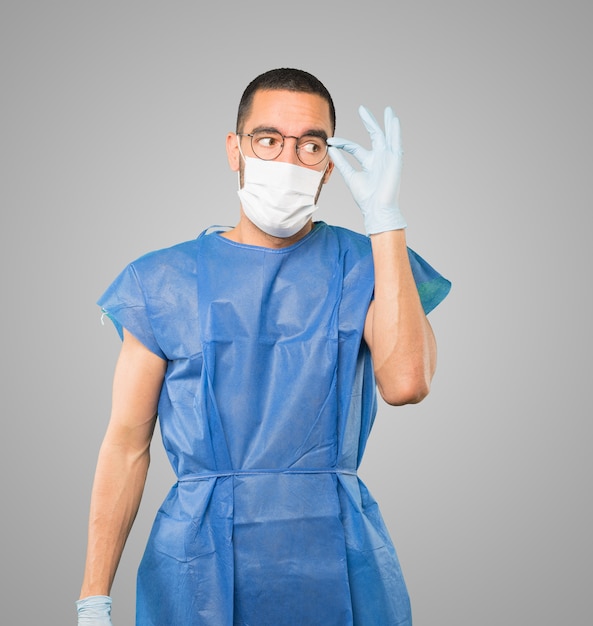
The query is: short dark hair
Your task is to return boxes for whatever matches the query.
[236,68,336,133]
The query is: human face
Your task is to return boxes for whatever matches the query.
[227,89,334,185]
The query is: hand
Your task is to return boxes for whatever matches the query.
[76,596,113,625]
[327,105,406,235]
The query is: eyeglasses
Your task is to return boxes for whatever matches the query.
[237,130,329,166]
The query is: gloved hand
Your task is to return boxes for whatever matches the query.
[327,105,406,235]
[76,595,113,625]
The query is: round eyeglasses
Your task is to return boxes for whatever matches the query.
[237,130,329,166]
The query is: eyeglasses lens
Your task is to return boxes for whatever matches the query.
[250,131,327,166]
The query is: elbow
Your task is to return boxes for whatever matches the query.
[375,343,437,406]
[377,375,432,406]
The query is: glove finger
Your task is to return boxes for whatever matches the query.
[328,146,357,184]
[326,136,354,148]
[327,137,371,167]
[358,105,386,151]
[384,106,402,155]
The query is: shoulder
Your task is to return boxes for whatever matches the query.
[318,222,370,252]
[130,226,232,271]
[316,223,373,276]
[318,222,367,243]
[131,238,200,272]
[130,229,227,280]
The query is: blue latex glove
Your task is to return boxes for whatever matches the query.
[76,595,113,625]
[328,105,406,235]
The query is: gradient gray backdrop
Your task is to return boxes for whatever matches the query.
[2,1,591,624]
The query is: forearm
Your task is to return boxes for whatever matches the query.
[368,229,436,405]
[328,105,435,403]
[80,329,165,599]
[79,436,151,598]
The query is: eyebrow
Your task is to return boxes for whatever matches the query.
[249,126,329,140]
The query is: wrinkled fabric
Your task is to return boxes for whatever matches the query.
[76,595,112,626]
[98,222,451,626]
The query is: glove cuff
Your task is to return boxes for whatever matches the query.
[365,207,407,235]
[76,595,112,615]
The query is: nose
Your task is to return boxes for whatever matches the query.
[277,136,301,165]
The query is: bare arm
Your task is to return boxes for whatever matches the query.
[79,329,167,598]
[364,229,437,406]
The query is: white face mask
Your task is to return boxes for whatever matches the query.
[237,155,327,238]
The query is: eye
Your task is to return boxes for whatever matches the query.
[254,132,282,149]
[299,137,325,154]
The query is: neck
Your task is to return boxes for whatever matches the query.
[221,211,314,248]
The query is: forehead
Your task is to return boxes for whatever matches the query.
[244,89,332,134]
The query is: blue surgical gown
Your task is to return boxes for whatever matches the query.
[98,222,451,626]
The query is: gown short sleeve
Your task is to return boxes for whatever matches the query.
[97,260,166,360]
[407,247,451,314]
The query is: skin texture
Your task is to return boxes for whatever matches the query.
[80,329,165,598]
[364,229,436,405]
[79,87,436,599]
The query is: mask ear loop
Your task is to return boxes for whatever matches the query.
[236,134,246,189]
[314,160,331,203]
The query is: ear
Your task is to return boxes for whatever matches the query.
[226,132,241,172]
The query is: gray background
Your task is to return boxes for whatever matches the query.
[1,0,591,624]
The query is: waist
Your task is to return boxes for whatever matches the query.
[177,468,357,482]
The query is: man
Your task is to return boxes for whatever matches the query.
[77,68,450,625]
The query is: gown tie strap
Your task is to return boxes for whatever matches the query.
[177,468,358,481]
